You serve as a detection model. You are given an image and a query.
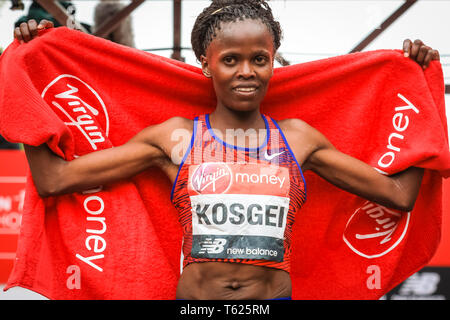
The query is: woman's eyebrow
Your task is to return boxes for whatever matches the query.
[254,50,271,56]
[218,49,271,57]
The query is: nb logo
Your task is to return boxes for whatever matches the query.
[398,272,440,296]
[198,238,227,254]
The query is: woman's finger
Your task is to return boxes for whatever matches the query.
[38,19,54,29]
[14,26,23,42]
[19,22,31,43]
[409,39,423,60]
[422,50,434,69]
[28,19,38,38]
[415,45,430,66]
[402,39,412,57]
[423,50,441,69]
[431,49,440,61]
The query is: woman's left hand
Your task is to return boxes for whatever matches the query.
[403,39,440,69]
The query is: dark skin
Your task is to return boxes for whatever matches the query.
[16,19,438,299]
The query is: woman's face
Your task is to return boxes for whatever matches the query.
[201,19,275,113]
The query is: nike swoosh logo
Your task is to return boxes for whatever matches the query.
[264,150,285,161]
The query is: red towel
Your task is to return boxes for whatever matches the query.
[0,28,448,300]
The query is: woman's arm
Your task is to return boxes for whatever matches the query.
[294,120,424,212]
[304,145,423,212]
[25,138,163,197]
[24,117,189,197]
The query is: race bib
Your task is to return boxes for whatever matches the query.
[188,162,290,262]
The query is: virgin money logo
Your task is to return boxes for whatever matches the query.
[191,163,232,194]
[343,201,410,259]
[41,74,110,154]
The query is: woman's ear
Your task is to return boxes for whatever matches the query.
[200,55,211,78]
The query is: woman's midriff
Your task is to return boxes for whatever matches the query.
[176,262,291,300]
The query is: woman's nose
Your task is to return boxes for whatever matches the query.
[237,61,255,78]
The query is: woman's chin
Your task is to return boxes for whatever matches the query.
[224,102,261,114]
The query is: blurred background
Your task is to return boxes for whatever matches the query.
[0,0,449,300]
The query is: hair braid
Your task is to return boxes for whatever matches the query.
[191,0,282,61]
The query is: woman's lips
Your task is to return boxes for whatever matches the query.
[232,86,258,97]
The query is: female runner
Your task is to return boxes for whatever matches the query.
[14,0,440,300]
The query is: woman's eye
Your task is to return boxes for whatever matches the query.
[223,56,235,64]
[255,56,267,64]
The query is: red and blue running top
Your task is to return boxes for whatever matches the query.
[171,114,306,273]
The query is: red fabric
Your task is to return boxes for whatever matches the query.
[0,28,448,300]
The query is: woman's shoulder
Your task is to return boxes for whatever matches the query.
[143,116,195,141]
[159,116,194,131]
[138,116,194,147]
[276,118,316,136]
[275,118,327,157]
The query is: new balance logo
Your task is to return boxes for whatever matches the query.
[398,272,440,296]
[198,238,227,254]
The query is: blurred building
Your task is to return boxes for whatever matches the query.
[94,0,135,48]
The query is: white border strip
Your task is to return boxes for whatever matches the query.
[0,176,27,184]
[0,228,20,235]
[0,253,16,260]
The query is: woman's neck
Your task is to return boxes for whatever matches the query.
[209,106,265,132]
[208,106,267,149]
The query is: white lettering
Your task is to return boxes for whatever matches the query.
[52,83,105,150]
[88,131,105,144]
[0,196,12,211]
[179,304,215,317]
[193,166,230,192]
[76,114,94,125]
[83,196,104,215]
[86,217,107,234]
[278,176,286,188]
[170,128,191,165]
[0,212,22,230]
[392,113,409,132]
[235,172,285,188]
[78,191,107,272]
[227,247,245,255]
[387,132,404,152]
[75,253,104,272]
[366,265,381,289]
[378,151,395,168]
[245,247,278,257]
[269,175,278,184]
[395,93,420,114]
[375,93,419,171]
[85,235,106,253]
[66,265,81,289]
[355,202,401,245]
[250,174,259,184]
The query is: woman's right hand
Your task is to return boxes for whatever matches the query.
[14,19,54,43]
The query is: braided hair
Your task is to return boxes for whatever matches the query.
[191,0,283,61]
